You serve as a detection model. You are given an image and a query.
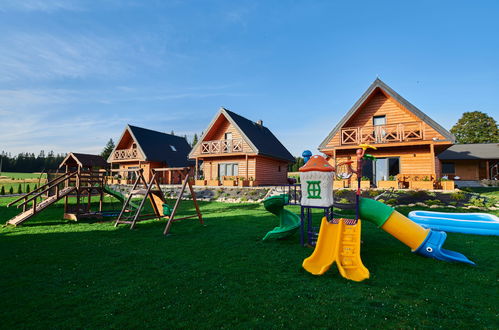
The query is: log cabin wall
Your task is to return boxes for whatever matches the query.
[323,89,447,150]
[255,156,289,185]
[333,145,436,179]
[201,156,256,180]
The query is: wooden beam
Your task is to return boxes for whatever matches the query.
[430,143,436,176]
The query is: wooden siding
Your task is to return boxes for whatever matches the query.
[323,89,447,149]
[441,160,480,180]
[110,129,145,162]
[201,156,256,180]
[332,145,436,178]
[254,156,289,185]
[191,114,255,157]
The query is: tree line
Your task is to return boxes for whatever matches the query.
[0,151,66,173]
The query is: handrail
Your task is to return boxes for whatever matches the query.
[7,172,66,206]
[15,172,78,208]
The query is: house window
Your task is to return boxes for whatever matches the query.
[373,115,386,126]
[442,162,455,174]
[218,163,239,178]
[224,132,233,140]
[170,145,177,152]
[373,115,386,143]
[132,143,137,149]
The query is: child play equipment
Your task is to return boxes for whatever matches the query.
[262,194,300,240]
[302,145,475,282]
[114,167,203,235]
[6,153,108,226]
[408,211,499,236]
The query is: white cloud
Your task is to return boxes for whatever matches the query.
[0,33,126,82]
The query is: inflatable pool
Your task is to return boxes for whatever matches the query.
[408,211,499,236]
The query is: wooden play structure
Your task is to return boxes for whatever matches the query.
[6,153,108,226]
[113,167,203,235]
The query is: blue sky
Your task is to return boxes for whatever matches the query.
[1,0,498,156]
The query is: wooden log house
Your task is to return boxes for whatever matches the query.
[438,143,499,180]
[318,79,456,187]
[107,125,194,184]
[189,107,295,186]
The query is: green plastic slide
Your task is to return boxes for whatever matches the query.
[103,185,140,210]
[262,194,300,240]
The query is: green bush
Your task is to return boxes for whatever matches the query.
[26,184,30,193]
[426,199,442,206]
[387,198,397,205]
[449,201,458,206]
[450,191,466,200]
[17,183,22,194]
[240,196,248,202]
[388,175,397,181]
[361,176,370,181]
[467,196,486,207]
[9,186,14,194]
[335,189,348,197]
[0,186,4,195]
[338,198,350,204]
[33,184,38,190]
[368,190,380,197]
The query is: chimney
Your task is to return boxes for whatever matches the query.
[256,120,263,127]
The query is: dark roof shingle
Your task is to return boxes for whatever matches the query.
[128,125,194,167]
[438,143,499,160]
[223,109,295,162]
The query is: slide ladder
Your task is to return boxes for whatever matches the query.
[6,171,78,226]
[303,217,369,282]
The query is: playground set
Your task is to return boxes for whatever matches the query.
[262,144,480,282]
[5,153,203,235]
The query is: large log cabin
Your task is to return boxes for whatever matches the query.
[107,125,194,183]
[189,108,295,186]
[318,78,456,186]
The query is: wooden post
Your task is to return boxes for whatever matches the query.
[430,143,436,177]
[245,154,249,179]
[195,158,199,179]
[486,160,490,180]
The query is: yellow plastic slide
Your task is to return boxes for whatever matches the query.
[302,217,369,282]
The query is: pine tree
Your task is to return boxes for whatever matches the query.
[26,184,30,193]
[0,186,4,195]
[101,138,115,160]
[450,111,498,144]
[9,186,13,194]
[192,133,199,147]
[17,183,22,194]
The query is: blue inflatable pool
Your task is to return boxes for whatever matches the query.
[408,211,499,236]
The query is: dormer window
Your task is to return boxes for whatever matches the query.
[132,143,137,149]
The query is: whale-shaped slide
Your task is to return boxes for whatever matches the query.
[303,197,474,279]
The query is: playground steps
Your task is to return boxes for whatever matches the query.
[6,187,76,226]
[335,221,369,282]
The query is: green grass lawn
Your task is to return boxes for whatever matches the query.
[0,171,47,179]
[0,196,497,328]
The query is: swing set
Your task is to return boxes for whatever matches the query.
[112,167,203,235]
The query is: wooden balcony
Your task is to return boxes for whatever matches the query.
[200,139,244,154]
[113,148,139,160]
[340,121,424,146]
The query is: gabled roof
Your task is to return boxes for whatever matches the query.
[190,107,295,163]
[110,125,194,167]
[60,152,108,168]
[438,143,499,160]
[318,78,456,150]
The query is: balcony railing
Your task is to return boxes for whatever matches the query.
[113,148,139,160]
[201,139,244,154]
[341,121,424,145]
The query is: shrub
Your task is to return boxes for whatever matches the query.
[17,183,22,194]
[467,196,486,207]
[368,190,380,197]
[9,186,14,194]
[240,196,248,202]
[427,191,436,197]
[449,201,458,206]
[361,176,370,181]
[387,198,397,205]
[26,184,30,193]
[426,199,442,206]
[335,189,348,197]
[33,184,37,190]
[338,198,350,204]
[0,186,4,195]
[408,190,428,198]
[377,198,385,203]
[450,191,466,200]
[388,175,396,181]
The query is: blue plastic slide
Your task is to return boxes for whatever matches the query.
[408,211,499,236]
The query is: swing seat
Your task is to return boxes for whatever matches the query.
[163,204,173,216]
